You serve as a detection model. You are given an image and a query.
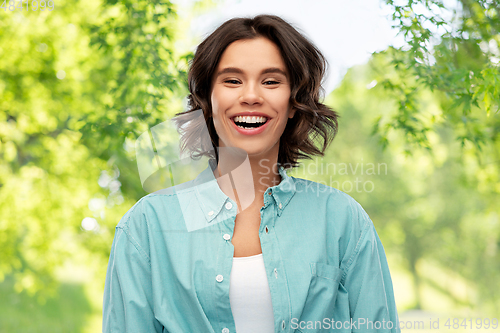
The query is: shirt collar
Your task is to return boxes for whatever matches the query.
[171,160,234,232]
[265,165,296,216]
[193,159,233,224]
[188,159,296,225]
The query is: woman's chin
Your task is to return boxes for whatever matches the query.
[244,149,278,163]
[218,139,279,163]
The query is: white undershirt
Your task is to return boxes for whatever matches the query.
[229,253,275,333]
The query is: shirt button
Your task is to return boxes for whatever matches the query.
[223,234,231,241]
[225,202,232,210]
[222,328,229,333]
[216,274,224,283]
[282,320,286,330]
[208,211,214,216]
[279,203,282,209]
[265,226,269,233]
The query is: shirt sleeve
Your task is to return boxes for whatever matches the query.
[341,211,400,333]
[102,226,163,333]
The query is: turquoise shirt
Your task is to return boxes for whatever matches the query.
[103,160,400,333]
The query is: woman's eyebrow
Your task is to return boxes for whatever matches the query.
[215,67,288,78]
[216,67,244,77]
[261,67,287,77]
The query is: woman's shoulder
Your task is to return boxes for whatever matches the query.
[292,176,368,212]
[289,176,377,269]
[116,180,197,230]
[290,176,372,231]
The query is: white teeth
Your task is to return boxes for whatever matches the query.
[233,115,268,123]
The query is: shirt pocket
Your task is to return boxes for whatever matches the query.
[296,262,342,332]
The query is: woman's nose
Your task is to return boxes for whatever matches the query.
[239,83,263,105]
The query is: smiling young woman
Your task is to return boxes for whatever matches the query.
[211,37,294,160]
[103,14,400,333]
[210,36,297,259]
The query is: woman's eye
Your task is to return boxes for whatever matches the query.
[224,79,240,84]
[263,80,280,85]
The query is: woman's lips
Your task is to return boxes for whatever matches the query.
[230,117,270,135]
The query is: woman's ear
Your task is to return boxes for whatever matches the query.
[288,106,296,119]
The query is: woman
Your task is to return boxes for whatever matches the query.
[103,14,400,333]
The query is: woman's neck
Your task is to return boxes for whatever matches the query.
[214,148,281,213]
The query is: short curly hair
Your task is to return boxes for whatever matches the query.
[174,14,339,169]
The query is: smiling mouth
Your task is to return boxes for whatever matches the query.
[232,115,269,129]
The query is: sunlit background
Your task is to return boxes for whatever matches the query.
[1,0,499,332]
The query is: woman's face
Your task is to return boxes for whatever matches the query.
[210,37,295,163]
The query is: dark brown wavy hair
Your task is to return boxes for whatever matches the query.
[174,14,339,169]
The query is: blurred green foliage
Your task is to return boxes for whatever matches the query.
[0,0,191,313]
[0,275,92,332]
[337,0,500,314]
[0,0,499,330]
[381,0,500,151]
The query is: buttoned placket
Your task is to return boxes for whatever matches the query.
[201,163,294,333]
[213,197,238,333]
[260,186,292,332]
